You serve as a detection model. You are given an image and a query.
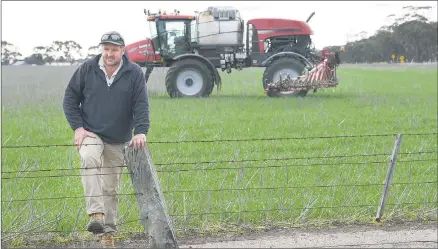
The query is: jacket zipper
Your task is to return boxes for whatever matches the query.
[94,62,130,91]
[107,70,128,91]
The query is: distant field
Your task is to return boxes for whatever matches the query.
[1,64,437,244]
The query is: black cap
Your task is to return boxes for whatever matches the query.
[100,31,125,46]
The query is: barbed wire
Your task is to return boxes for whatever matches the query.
[1,152,399,175]
[1,133,436,247]
[157,158,436,173]
[168,201,437,217]
[162,181,437,194]
[2,181,435,203]
[2,201,436,236]
[1,171,132,180]
[145,151,436,167]
[0,193,140,203]
[2,132,436,149]
[2,159,436,179]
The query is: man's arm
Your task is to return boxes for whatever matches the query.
[63,62,87,131]
[132,67,150,135]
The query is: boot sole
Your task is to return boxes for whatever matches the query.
[87,221,104,234]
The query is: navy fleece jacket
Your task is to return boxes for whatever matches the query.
[62,53,150,144]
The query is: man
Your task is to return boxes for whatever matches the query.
[62,31,150,247]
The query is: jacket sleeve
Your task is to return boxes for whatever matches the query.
[132,67,150,135]
[63,62,87,131]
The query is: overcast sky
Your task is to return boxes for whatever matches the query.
[2,1,437,57]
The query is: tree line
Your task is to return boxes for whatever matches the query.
[325,5,437,63]
[2,5,436,65]
[1,40,101,65]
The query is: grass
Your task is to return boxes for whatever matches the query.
[1,65,437,244]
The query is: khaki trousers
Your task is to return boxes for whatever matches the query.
[79,132,125,234]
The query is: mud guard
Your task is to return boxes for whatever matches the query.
[172,54,222,89]
[261,51,314,69]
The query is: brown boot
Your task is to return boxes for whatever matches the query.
[101,233,115,248]
[87,213,105,234]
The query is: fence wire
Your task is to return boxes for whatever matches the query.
[2,132,436,149]
[2,132,437,248]
[2,181,436,203]
[1,158,436,177]
[2,201,436,235]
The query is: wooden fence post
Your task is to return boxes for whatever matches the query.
[124,145,179,248]
[375,133,403,222]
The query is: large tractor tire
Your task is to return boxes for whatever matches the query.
[262,57,308,97]
[165,58,214,98]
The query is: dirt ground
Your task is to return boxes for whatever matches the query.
[179,223,438,248]
[8,222,435,248]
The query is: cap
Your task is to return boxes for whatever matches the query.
[100,31,125,46]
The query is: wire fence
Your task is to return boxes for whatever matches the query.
[1,156,436,176]
[1,132,437,247]
[2,132,436,148]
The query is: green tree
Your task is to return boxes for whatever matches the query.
[1,41,22,65]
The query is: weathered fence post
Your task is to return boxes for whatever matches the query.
[375,133,403,222]
[124,144,179,248]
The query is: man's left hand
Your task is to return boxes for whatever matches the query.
[129,134,147,149]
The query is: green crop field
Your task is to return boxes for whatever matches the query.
[1,65,437,245]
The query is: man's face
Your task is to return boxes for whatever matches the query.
[102,43,124,66]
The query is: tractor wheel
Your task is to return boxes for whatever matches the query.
[262,58,308,97]
[165,58,214,98]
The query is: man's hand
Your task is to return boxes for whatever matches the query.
[74,127,96,151]
[129,134,147,149]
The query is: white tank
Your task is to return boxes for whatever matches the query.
[194,6,244,45]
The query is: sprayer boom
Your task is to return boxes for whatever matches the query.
[264,52,340,97]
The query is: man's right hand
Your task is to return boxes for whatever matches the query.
[74,127,96,151]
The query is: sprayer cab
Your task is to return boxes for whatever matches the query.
[144,9,195,59]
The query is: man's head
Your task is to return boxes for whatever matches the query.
[100,31,125,67]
